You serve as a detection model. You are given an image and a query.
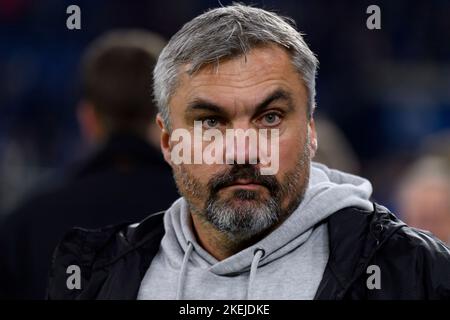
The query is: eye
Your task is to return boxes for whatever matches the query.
[260,113,282,127]
[202,117,220,129]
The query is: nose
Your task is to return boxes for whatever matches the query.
[224,123,259,165]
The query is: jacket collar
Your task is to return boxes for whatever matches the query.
[315,203,407,299]
[76,213,166,300]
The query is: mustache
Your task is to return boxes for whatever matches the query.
[208,164,280,196]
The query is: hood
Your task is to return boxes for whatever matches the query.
[162,162,374,298]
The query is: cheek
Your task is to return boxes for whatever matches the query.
[277,131,305,172]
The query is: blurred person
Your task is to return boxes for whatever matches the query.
[0,30,179,299]
[420,130,450,160]
[47,5,450,300]
[397,156,450,245]
[313,117,361,174]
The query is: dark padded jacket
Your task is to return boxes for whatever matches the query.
[46,203,450,300]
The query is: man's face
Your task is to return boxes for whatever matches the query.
[159,45,317,240]
[400,177,450,243]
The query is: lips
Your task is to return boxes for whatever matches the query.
[232,179,260,185]
[222,179,265,190]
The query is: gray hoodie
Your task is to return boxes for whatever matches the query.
[137,162,374,300]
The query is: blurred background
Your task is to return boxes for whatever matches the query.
[0,0,449,298]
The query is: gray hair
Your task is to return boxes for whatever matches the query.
[154,3,318,130]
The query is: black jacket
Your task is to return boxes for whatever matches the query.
[46,203,450,300]
[0,133,179,299]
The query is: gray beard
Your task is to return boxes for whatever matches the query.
[205,189,282,241]
[203,143,310,241]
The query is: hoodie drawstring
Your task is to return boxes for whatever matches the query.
[246,248,265,300]
[176,243,264,300]
[176,240,194,300]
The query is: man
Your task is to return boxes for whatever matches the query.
[397,156,450,246]
[0,30,179,299]
[47,5,450,300]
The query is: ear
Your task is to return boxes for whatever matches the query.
[156,113,173,167]
[76,101,103,145]
[308,118,318,158]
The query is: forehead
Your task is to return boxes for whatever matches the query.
[169,45,307,110]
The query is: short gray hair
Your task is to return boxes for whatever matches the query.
[154,3,318,129]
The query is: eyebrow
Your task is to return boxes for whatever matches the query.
[254,89,293,115]
[185,89,294,118]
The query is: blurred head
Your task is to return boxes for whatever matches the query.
[313,117,360,174]
[154,4,319,241]
[78,30,166,146]
[397,156,450,244]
